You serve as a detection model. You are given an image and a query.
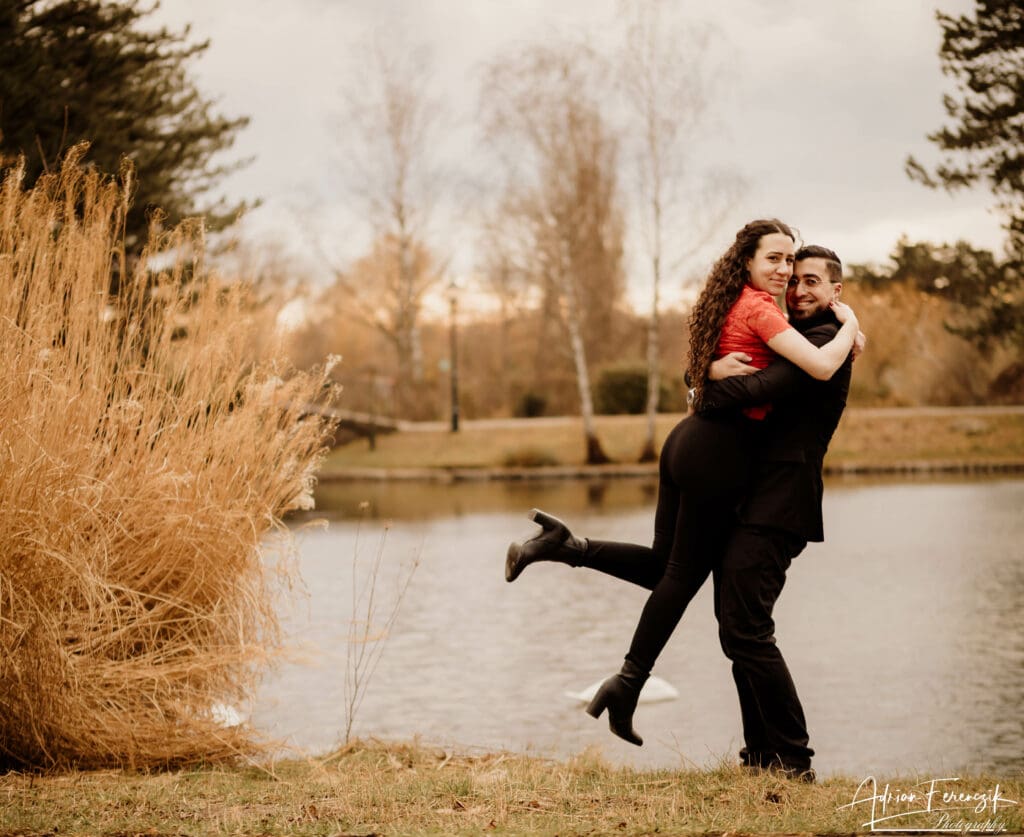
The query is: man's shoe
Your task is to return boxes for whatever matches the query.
[505,509,588,582]
[740,750,815,783]
[739,747,766,769]
[585,658,648,747]
[767,757,816,783]
[778,765,816,783]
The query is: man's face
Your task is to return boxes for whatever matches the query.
[786,257,841,319]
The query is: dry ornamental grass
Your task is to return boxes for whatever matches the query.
[0,150,335,770]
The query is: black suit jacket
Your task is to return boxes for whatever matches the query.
[700,311,853,542]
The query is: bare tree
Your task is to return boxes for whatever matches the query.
[481,45,625,463]
[329,233,443,412]
[330,38,444,418]
[618,0,745,460]
[476,216,531,413]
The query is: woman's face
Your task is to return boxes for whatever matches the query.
[746,232,795,296]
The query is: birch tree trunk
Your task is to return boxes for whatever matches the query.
[480,44,623,461]
[619,0,743,460]
[640,247,662,462]
[329,37,441,420]
[564,277,610,464]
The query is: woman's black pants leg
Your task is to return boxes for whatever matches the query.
[621,414,750,674]
[576,414,752,746]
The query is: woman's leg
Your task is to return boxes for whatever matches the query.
[577,540,666,590]
[624,415,748,671]
[587,415,750,745]
[576,465,679,589]
[586,494,722,746]
[623,498,730,672]
[507,440,682,589]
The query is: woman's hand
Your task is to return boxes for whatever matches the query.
[852,329,867,360]
[829,300,857,326]
[709,352,758,380]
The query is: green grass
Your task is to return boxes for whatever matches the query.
[4,740,1021,835]
[322,409,1024,472]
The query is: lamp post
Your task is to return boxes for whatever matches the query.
[447,279,460,433]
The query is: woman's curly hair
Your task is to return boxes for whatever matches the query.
[687,218,796,409]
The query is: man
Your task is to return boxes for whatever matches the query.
[701,244,854,780]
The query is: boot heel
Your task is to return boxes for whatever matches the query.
[583,672,645,746]
[504,542,523,583]
[528,508,561,532]
[505,509,585,582]
[585,687,609,719]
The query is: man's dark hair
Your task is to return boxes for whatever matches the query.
[795,245,842,283]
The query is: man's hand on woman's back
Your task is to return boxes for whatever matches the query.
[709,352,758,380]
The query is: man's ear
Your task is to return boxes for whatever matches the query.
[832,282,843,300]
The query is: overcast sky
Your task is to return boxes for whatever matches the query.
[152,0,1004,308]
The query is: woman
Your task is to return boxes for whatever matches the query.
[505,219,858,746]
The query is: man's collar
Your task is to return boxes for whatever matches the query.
[791,307,840,333]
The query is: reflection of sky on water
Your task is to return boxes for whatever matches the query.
[258,476,1024,778]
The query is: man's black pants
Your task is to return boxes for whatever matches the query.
[714,523,813,769]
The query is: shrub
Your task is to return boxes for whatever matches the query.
[515,391,547,418]
[502,447,560,467]
[595,365,674,414]
[0,151,335,769]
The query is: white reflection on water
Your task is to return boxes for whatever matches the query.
[253,476,1024,778]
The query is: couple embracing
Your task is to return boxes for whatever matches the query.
[505,218,861,782]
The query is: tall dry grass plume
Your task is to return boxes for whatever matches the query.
[0,151,335,770]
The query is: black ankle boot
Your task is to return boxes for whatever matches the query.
[505,509,588,583]
[585,658,649,746]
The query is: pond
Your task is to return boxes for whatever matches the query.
[252,475,1024,779]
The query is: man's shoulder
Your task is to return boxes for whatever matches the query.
[795,317,839,347]
[800,319,839,334]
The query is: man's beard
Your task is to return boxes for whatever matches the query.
[788,303,836,331]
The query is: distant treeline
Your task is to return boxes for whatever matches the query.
[273,235,1022,421]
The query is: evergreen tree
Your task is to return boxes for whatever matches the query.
[0,0,250,250]
[850,237,1021,349]
[906,1,1024,258]
[906,1,1023,349]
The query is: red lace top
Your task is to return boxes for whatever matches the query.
[715,285,793,419]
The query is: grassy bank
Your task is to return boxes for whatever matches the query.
[4,740,1021,836]
[322,408,1024,474]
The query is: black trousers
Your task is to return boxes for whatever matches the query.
[584,413,750,673]
[574,417,812,767]
[714,524,812,769]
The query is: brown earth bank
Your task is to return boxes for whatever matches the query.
[319,407,1024,479]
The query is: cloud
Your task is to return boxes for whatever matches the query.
[151,0,1005,293]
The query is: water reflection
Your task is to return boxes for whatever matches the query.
[302,472,1007,523]
[305,476,663,522]
[258,476,1024,778]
